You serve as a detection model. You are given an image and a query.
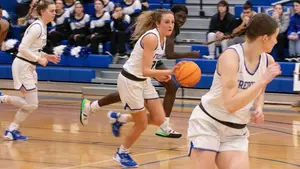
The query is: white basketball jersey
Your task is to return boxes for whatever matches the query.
[17,19,47,62]
[123,28,166,78]
[201,44,268,124]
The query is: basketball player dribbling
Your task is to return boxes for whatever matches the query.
[80,5,199,139]
[188,13,281,169]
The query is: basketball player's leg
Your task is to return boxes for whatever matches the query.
[3,87,39,141]
[80,92,122,126]
[190,149,217,169]
[0,19,9,48]
[216,151,249,169]
[155,62,182,138]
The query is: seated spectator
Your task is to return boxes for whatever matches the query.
[102,0,115,13]
[203,0,234,59]
[110,6,130,58]
[141,0,149,11]
[88,0,111,54]
[2,8,10,21]
[64,0,76,14]
[228,1,256,46]
[0,5,9,48]
[16,0,31,20]
[48,0,71,46]
[287,0,300,58]
[270,4,289,61]
[121,0,141,24]
[17,0,39,26]
[68,1,91,46]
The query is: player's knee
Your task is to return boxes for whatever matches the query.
[21,104,38,112]
[152,116,165,126]
[135,121,148,132]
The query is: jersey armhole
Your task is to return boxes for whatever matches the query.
[27,23,43,39]
[140,32,158,50]
[216,47,240,76]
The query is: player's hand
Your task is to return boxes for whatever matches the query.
[260,62,281,86]
[251,108,264,124]
[155,75,171,82]
[38,57,48,66]
[191,51,200,58]
[46,54,61,64]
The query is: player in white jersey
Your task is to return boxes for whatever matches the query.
[188,13,282,169]
[106,9,175,168]
[0,0,60,141]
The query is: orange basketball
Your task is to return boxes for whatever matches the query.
[174,61,201,87]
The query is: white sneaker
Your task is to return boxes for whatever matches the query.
[202,55,215,60]
[80,99,92,126]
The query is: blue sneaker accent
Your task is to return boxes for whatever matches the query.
[113,149,138,168]
[108,111,123,137]
[4,130,28,141]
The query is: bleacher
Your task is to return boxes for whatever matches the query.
[0,0,298,98]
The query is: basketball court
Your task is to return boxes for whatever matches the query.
[0,90,299,169]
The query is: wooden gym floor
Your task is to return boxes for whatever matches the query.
[0,90,299,169]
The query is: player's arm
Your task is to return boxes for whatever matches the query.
[253,54,275,111]
[18,24,43,62]
[165,31,199,59]
[219,49,268,114]
[142,34,173,77]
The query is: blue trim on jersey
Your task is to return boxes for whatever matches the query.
[145,97,159,101]
[124,103,144,111]
[140,32,158,50]
[135,9,142,13]
[266,54,268,68]
[215,47,240,76]
[17,84,36,91]
[240,44,261,76]
[188,141,218,156]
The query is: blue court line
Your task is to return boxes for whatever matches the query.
[248,125,300,136]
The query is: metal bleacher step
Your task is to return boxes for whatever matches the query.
[187,5,235,17]
[176,30,207,43]
[182,18,210,30]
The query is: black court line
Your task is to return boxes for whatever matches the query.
[0,158,69,167]
[249,156,300,168]
[248,125,300,136]
[0,138,182,152]
[249,142,299,148]
[265,120,300,126]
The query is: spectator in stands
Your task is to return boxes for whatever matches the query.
[203,0,234,60]
[270,4,290,61]
[88,0,111,54]
[0,5,9,49]
[141,0,149,11]
[64,0,76,14]
[121,0,142,24]
[287,0,300,58]
[18,0,39,26]
[16,0,31,21]
[102,0,115,13]
[68,1,91,46]
[228,1,256,46]
[48,0,71,46]
[110,6,130,59]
